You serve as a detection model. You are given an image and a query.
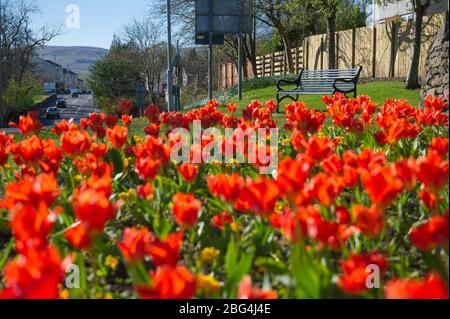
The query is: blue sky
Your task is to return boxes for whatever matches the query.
[32,0,155,49]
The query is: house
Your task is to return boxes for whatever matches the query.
[370,0,448,25]
[32,57,64,92]
[33,56,83,92]
[63,69,79,89]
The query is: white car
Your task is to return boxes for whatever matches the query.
[46,107,61,119]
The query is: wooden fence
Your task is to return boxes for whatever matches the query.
[218,13,445,91]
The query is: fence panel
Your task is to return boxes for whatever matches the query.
[218,13,445,90]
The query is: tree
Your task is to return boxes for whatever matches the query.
[256,0,297,73]
[119,17,167,97]
[306,0,340,69]
[379,0,432,89]
[89,42,144,112]
[0,0,60,125]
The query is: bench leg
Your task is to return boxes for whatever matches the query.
[276,94,281,113]
[276,94,299,113]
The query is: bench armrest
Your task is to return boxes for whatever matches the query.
[332,78,356,93]
[276,69,303,91]
[276,79,297,91]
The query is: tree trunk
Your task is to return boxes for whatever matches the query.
[389,20,401,78]
[406,1,428,89]
[326,14,337,69]
[277,23,294,73]
[243,34,258,79]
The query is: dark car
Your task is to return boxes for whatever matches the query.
[72,92,79,98]
[56,99,67,108]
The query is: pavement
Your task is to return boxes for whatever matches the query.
[1,94,99,134]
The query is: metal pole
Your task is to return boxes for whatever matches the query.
[208,0,213,100]
[0,0,3,126]
[167,0,174,112]
[238,0,243,100]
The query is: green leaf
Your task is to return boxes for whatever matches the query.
[106,148,124,175]
[0,239,14,269]
[289,243,321,298]
[225,239,238,276]
[255,256,287,273]
[225,247,255,298]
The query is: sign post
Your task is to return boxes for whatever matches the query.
[195,0,253,102]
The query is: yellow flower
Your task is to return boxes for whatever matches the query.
[127,188,136,198]
[104,293,114,299]
[197,274,222,294]
[199,247,220,264]
[74,175,82,183]
[281,138,290,146]
[133,135,142,143]
[95,292,104,299]
[60,289,70,299]
[275,202,284,212]
[105,255,119,270]
[230,222,242,233]
[123,158,130,168]
[118,192,128,201]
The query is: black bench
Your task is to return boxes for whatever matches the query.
[276,66,363,112]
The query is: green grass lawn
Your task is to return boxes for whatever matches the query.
[219,80,421,112]
[33,95,49,105]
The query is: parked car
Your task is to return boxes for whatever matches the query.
[72,92,79,98]
[56,99,67,108]
[46,107,61,119]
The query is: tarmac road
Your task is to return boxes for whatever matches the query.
[40,94,98,126]
[1,94,99,134]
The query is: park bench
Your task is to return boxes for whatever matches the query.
[276,66,363,112]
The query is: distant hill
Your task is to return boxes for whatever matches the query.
[37,46,109,76]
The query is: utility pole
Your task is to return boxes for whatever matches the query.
[238,0,243,100]
[0,0,3,126]
[207,0,213,100]
[166,0,174,112]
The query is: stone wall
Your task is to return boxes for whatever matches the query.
[421,16,449,102]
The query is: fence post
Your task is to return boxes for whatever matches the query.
[351,28,356,68]
[372,26,377,78]
[271,53,275,76]
[262,57,264,78]
[336,32,339,69]
[320,36,324,70]
[304,38,308,70]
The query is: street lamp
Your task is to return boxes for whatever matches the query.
[173,42,185,112]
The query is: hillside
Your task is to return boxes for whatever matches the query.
[37,46,109,76]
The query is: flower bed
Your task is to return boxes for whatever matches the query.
[0,94,448,299]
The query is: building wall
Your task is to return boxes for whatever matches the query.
[373,0,448,24]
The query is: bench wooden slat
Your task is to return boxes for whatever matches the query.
[275,66,363,112]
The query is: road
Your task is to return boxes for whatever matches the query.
[40,94,98,126]
[1,94,98,134]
